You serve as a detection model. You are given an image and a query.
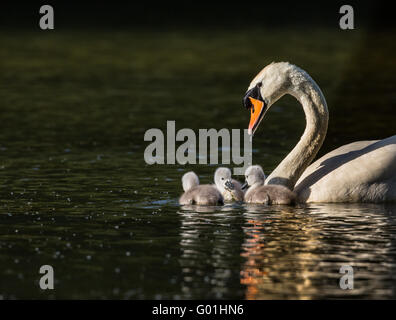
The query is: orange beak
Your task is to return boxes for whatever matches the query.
[248,97,265,135]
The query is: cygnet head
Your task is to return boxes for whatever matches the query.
[182,171,199,192]
[243,165,266,190]
[214,167,234,194]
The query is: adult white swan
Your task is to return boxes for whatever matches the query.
[243,62,396,203]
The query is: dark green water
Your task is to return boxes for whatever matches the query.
[0,28,396,299]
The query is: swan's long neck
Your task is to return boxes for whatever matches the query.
[265,73,328,190]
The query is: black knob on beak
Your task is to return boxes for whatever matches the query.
[243,83,263,112]
[225,180,235,191]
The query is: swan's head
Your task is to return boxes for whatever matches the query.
[242,165,266,190]
[182,171,199,192]
[243,62,297,135]
[214,167,234,194]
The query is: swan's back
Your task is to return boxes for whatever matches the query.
[245,185,297,205]
[295,135,396,203]
[179,185,224,206]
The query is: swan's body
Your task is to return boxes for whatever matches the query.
[243,62,396,203]
[179,172,223,205]
[214,167,244,202]
[243,165,297,205]
[295,136,396,203]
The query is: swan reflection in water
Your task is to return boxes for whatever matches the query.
[240,205,320,299]
[178,203,396,299]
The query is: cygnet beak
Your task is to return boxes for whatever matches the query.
[241,181,249,190]
[224,180,235,191]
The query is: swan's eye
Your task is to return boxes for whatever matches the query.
[221,177,224,180]
[257,82,262,88]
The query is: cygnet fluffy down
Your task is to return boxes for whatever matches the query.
[243,165,297,205]
[179,171,224,205]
